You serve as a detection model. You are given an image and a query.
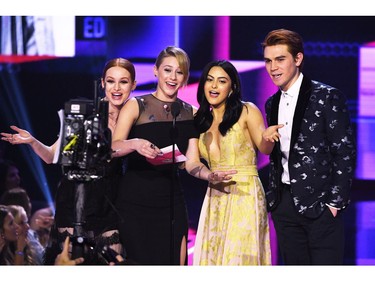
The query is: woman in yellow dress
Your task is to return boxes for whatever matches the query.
[190,60,283,265]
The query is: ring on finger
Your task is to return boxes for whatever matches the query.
[150,143,155,149]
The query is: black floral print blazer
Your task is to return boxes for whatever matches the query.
[265,75,356,218]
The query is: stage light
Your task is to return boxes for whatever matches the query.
[0,67,55,211]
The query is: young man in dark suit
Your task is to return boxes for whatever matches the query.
[262,28,356,265]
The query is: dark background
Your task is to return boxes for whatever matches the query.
[1,16,374,264]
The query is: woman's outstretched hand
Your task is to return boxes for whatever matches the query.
[207,170,237,194]
[1,125,34,145]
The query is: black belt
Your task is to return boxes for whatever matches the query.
[281,183,291,190]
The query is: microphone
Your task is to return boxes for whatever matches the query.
[171,101,180,119]
[170,101,180,264]
[171,101,180,128]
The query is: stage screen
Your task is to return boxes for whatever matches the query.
[0,16,75,60]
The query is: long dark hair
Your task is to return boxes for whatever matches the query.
[194,60,243,136]
[0,204,8,233]
[0,205,13,265]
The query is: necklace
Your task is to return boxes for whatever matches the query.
[163,104,171,117]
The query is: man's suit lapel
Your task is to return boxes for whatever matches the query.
[291,76,312,146]
[270,91,281,125]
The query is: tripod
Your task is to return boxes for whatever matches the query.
[71,181,87,259]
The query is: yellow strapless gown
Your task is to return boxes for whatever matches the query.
[193,123,271,265]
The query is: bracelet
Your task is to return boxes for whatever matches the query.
[15,251,24,256]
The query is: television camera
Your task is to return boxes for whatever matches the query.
[57,97,112,182]
[54,83,115,262]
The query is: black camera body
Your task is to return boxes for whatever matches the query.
[58,98,111,181]
[52,90,123,263]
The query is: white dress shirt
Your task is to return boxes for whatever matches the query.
[278,73,303,184]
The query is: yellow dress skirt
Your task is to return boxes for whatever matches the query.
[193,123,271,265]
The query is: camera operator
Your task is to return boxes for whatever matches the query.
[55,236,130,266]
[54,236,84,265]
[1,58,137,264]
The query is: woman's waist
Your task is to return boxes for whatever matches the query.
[210,165,258,176]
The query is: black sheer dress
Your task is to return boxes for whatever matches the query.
[116,94,199,265]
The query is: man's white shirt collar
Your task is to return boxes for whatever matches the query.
[281,73,304,98]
